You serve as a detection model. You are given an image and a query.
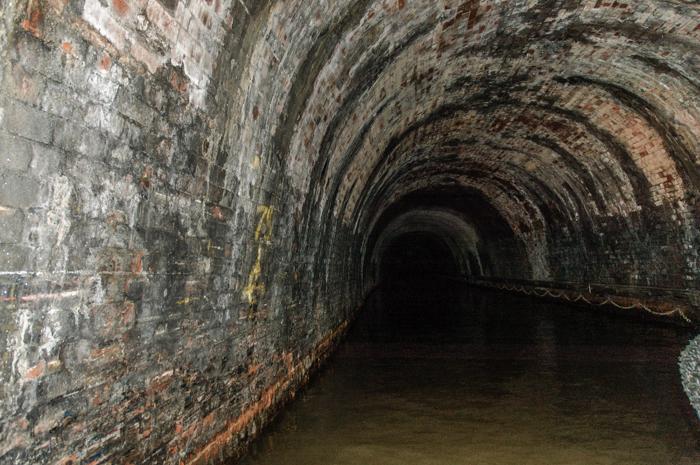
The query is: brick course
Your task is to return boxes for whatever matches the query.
[0,0,699,463]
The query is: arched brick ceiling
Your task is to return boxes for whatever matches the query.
[369,208,483,279]
[226,0,698,289]
[2,1,699,463]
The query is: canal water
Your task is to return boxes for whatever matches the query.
[239,276,700,465]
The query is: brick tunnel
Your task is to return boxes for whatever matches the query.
[1,0,700,463]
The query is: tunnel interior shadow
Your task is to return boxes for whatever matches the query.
[242,228,700,465]
[352,231,481,343]
[350,230,695,349]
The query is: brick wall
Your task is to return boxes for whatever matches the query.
[0,0,699,463]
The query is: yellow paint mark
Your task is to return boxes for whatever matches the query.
[252,155,261,169]
[176,297,200,305]
[244,206,274,304]
[255,205,274,241]
[243,245,265,304]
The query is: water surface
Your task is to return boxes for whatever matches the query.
[239,278,700,465]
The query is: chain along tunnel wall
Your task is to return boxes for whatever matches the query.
[0,0,700,463]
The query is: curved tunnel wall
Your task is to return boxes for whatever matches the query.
[0,0,699,463]
[376,230,464,283]
[368,208,483,283]
[366,206,510,286]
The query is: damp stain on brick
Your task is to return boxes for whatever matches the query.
[0,0,699,464]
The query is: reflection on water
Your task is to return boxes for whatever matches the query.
[239,276,700,465]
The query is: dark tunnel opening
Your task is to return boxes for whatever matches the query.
[368,231,464,340]
[3,0,700,464]
[378,231,460,284]
[361,186,532,290]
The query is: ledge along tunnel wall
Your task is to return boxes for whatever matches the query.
[0,0,699,463]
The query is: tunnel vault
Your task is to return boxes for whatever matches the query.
[0,0,699,463]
